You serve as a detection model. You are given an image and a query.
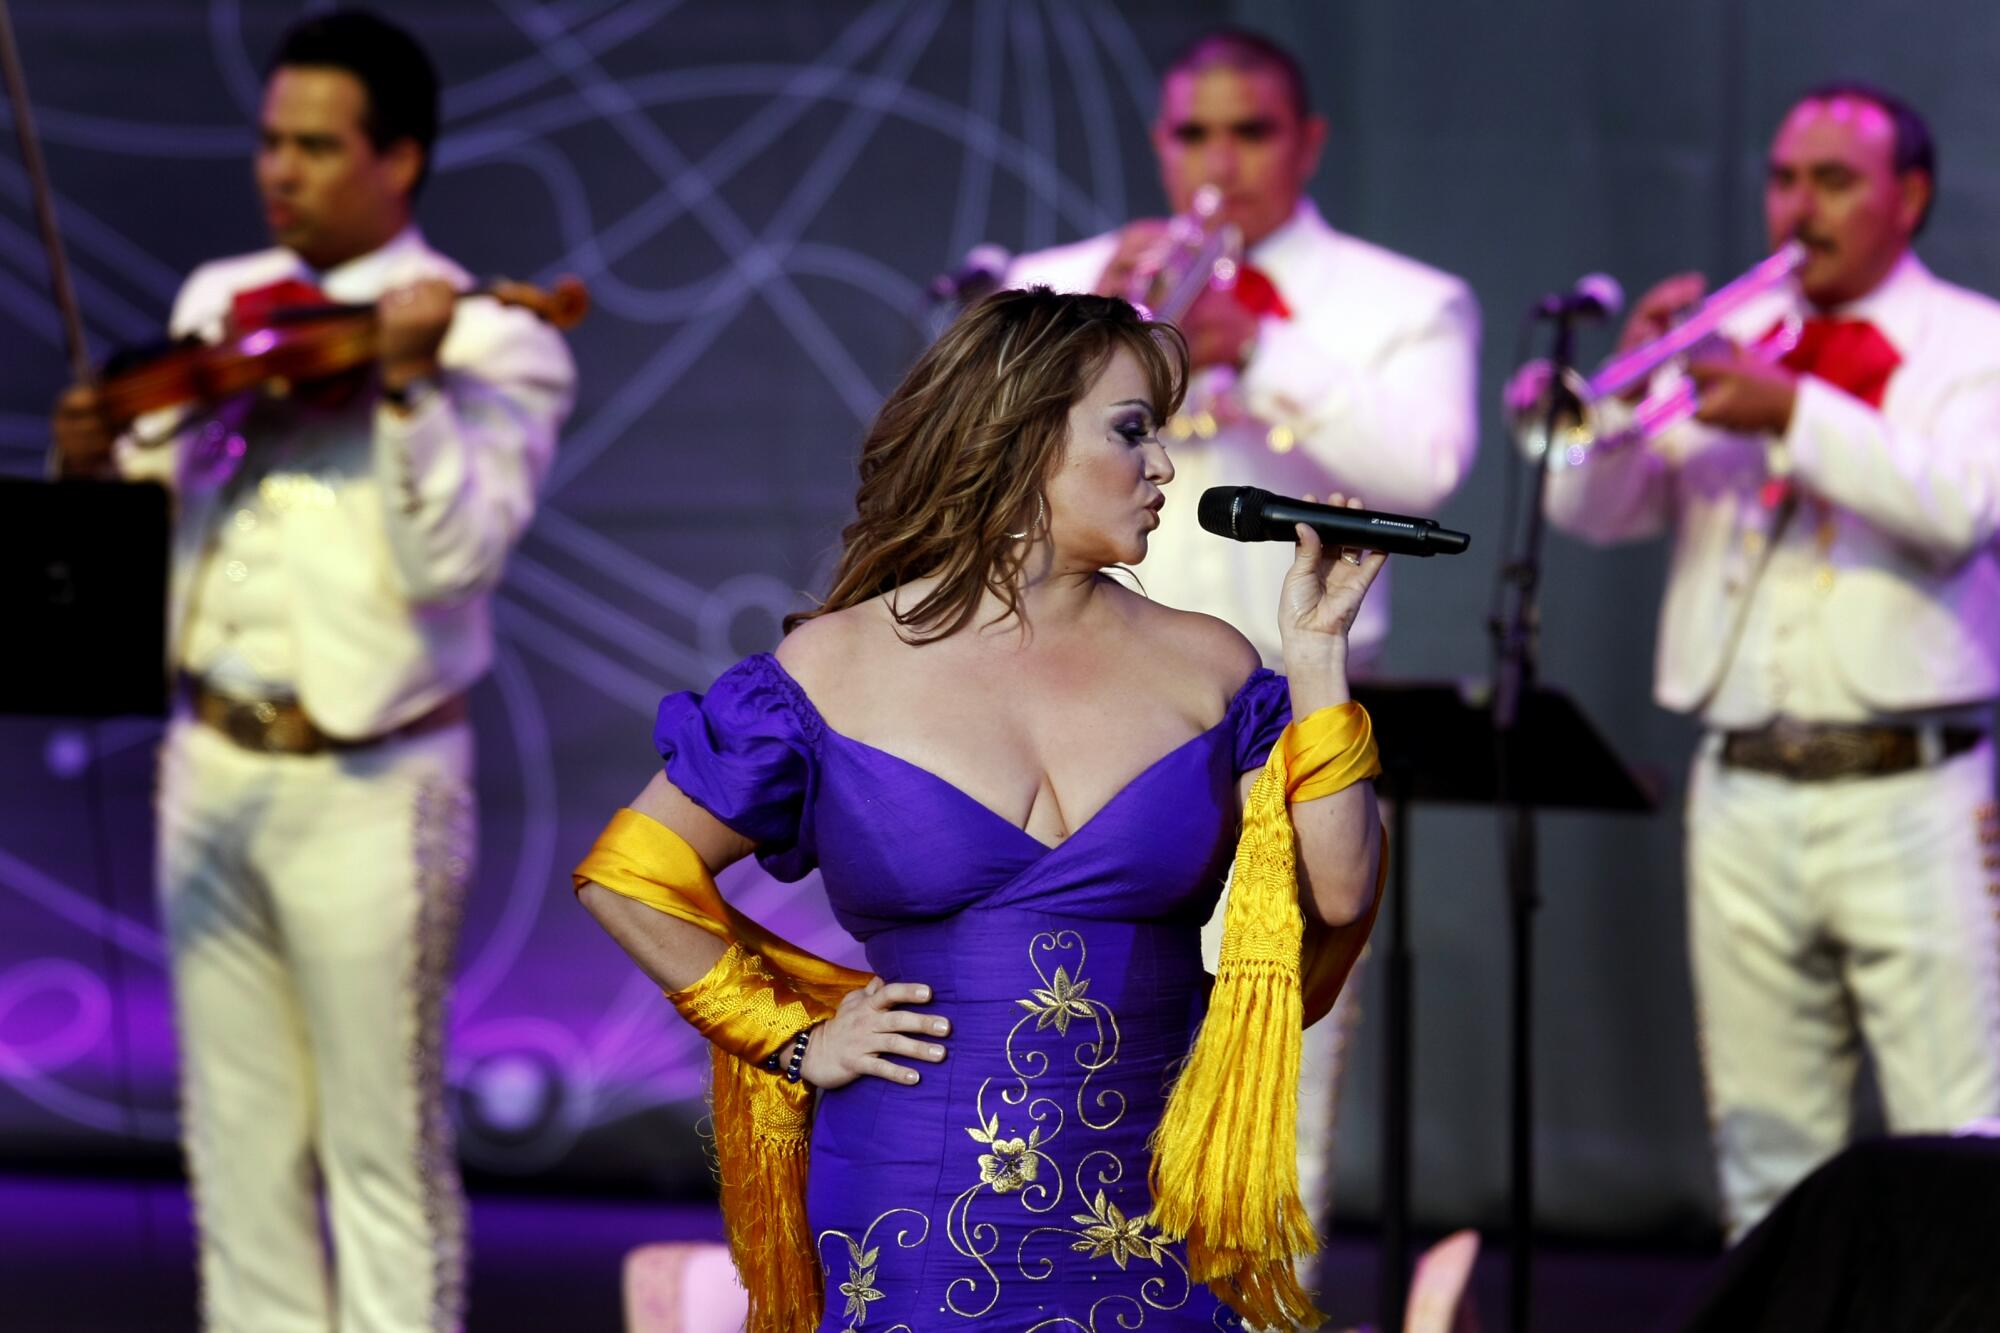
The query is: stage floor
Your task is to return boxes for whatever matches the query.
[0,1172,1720,1331]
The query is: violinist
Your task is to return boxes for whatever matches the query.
[49,10,574,1330]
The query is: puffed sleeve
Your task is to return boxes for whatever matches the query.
[653,654,823,881]
[1228,668,1294,775]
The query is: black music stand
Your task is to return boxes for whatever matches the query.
[1352,679,1655,1333]
[0,477,170,717]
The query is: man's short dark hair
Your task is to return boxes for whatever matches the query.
[1794,80,1936,235]
[1161,28,1311,125]
[267,8,439,195]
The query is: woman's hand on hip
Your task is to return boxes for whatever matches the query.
[799,975,950,1090]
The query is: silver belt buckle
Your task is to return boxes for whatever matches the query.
[1916,723,1945,768]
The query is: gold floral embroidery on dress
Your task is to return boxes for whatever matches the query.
[970,1112,1044,1195]
[816,1207,928,1333]
[1068,1189,1167,1268]
[1011,932,1124,1130]
[840,1249,882,1325]
[943,930,1205,1323]
[946,1080,1064,1315]
[1016,1149,1195,1315]
[1019,964,1093,1034]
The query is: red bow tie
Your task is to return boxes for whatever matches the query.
[1233,264,1291,321]
[1769,315,1902,408]
[230,277,329,331]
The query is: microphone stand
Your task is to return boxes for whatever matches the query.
[1488,307,1580,1333]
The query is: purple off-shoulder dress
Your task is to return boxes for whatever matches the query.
[656,654,1292,1331]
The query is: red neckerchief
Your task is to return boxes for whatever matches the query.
[230,277,329,330]
[1755,313,1902,510]
[1233,264,1291,320]
[1770,314,1903,408]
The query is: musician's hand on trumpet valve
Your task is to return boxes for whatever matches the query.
[1094,218,1256,369]
[1093,220,1174,301]
[1685,346,1800,437]
[1619,267,1799,436]
[1178,284,1260,371]
[1616,273,1709,397]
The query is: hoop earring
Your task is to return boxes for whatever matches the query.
[1006,493,1046,542]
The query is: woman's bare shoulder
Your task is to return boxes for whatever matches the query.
[774,598,900,695]
[1115,588,1263,691]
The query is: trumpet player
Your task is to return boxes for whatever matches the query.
[1009,28,1477,674]
[1007,26,1479,1244]
[1546,82,2000,1240]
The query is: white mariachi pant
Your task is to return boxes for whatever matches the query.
[1686,734,2000,1240]
[157,715,474,1333]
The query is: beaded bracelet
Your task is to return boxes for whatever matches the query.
[758,1025,815,1081]
[782,1026,812,1084]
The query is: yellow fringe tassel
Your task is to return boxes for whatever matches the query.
[708,1040,821,1331]
[1148,701,1382,1329]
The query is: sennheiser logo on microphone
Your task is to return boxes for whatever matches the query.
[1367,518,1419,531]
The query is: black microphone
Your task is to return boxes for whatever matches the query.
[1531,272,1625,321]
[926,243,1012,306]
[1197,486,1471,557]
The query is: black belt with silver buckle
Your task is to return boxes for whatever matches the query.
[1719,718,1985,782]
[182,676,467,756]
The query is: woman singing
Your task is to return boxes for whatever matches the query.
[574,288,1385,1330]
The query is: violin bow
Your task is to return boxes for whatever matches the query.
[0,0,93,475]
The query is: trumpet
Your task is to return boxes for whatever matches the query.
[1504,240,1808,469]
[1124,184,1244,325]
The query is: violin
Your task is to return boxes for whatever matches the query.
[95,277,590,428]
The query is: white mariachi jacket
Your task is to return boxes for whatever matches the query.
[117,228,577,739]
[1006,201,1479,665]
[1544,253,2000,718]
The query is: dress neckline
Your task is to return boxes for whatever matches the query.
[755,653,1272,854]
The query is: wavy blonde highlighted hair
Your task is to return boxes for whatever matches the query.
[788,287,1188,643]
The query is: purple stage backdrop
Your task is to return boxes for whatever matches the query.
[7,0,2000,1236]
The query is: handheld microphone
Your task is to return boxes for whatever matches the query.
[926,243,1012,306]
[1197,486,1471,557]
[1532,272,1625,321]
